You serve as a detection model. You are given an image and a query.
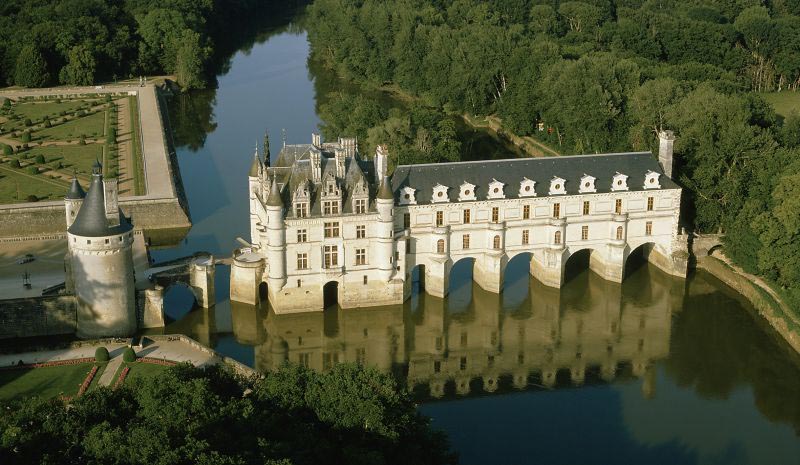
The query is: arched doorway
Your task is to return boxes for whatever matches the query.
[258,281,268,301]
[448,257,475,313]
[163,282,197,322]
[502,252,532,311]
[563,248,594,284]
[323,281,339,309]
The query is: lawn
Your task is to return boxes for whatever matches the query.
[35,110,106,141]
[0,163,70,202]
[11,100,93,123]
[761,91,800,118]
[126,362,170,383]
[25,143,104,176]
[0,362,98,401]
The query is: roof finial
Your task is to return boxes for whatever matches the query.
[266,175,283,207]
[263,129,270,167]
[281,128,286,148]
[92,159,102,176]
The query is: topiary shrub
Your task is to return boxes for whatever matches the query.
[10,159,20,168]
[95,346,109,362]
[43,118,51,128]
[21,131,31,143]
[79,135,86,145]
[51,160,62,169]
[34,154,45,164]
[2,144,11,156]
[26,195,38,202]
[23,118,31,127]
[27,166,38,175]
[122,347,136,363]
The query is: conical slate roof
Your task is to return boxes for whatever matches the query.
[249,151,261,177]
[66,178,86,199]
[67,167,132,237]
[377,175,393,200]
[266,176,283,207]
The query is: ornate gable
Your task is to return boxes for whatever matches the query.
[643,170,661,189]
[548,176,566,195]
[431,184,450,203]
[579,174,596,193]
[458,182,476,201]
[519,177,536,197]
[399,186,417,205]
[611,172,629,192]
[487,179,505,199]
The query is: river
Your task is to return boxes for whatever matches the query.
[153,25,800,465]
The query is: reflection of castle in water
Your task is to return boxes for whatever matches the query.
[232,265,684,399]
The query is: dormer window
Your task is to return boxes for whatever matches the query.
[354,198,367,214]
[323,200,339,215]
[643,170,661,189]
[611,172,629,191]
[295,202,308,218]
[549,177,566,195]
[432,184,449,203]
[458,182,476,201]
[579,174,596,193]
[519,178,536,197]
[487,179,505,199]
[399,186,417,205]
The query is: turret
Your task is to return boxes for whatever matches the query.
[248,147,262,244]
[67,161,136,338]
[658,130,675,178]
[64,177,86,228]
[376,175,395,281]
[266,177,286,290]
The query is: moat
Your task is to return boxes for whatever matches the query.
[153,25,800,465]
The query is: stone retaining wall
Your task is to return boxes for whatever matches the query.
[0,296,77,339]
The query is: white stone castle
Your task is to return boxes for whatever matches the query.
[231,131,687,313]
[64,162,137,338]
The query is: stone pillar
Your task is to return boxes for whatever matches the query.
[658,130,676,178]
[425,226,450,298]
[375,188,395,282]
[190,256,215,308]
[142,286,166,328]
[531,217,566,288]
[230,252,265,305]
[474,222,506,293]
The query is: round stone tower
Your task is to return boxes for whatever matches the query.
[376,175,395,282]
[265,176,286,291]
[64,177,85,228]
[67,162,136,338]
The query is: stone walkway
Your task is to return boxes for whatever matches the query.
[97,356,123,387]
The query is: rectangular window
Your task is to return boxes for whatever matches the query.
[323,200,339,215]
[324,245,338,268]
[463,209,471,224]
[460,357,467,371]
[615,199,622,214]
[296,253,308,270]
[647,197,654,211]
[553,203,560,219]
[297,279,302,288]
[436,211,443,227]
[295,202,308,218]
[462,234,470,249]
[356,225,366,239]
[354,198,367,214]
[581,225,589,240]
[355,248,367,266]
[434,360,441,373]
[492,207,499,223]
[297,229,307,243]
[324,222,340,238]
[523,205,530,219]
[583,201,590,215]
[403,213,410,229]
[522,229,529,245]
[645,221,653,236]
[363,275,368,285]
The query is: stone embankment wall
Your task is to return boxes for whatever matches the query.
[697,256,800,355]
[0,296,77,339]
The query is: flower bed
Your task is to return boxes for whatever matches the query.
[77,365,99,396]
[0,357,94,370]
[113,366,130,390]
[139,358,177,366]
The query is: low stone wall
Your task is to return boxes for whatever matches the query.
[146,334,259,378]
[0,296,77,339]
[697,256,800,354]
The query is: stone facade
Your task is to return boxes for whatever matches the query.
[232,132,687,313]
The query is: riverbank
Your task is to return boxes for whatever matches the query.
[697,254,800,355]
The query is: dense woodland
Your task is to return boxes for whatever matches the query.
[306,0,800,306]
[0,363,455,465]
[0,0,307,90]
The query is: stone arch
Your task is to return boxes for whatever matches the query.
[502,252,533,309]
[623,242,662,280]
[162,282,198,322]
[323,280,339,309]
[408,263,426,295]
[447,257,476,312]
[258,281,268,301]
[562,246,604,284]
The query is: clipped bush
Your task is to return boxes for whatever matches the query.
[10,159,20,168]
[26,195,38,202]
[79,135,86,145]
[2,144,11,156]
[122,347,136,363]
[35,154,45,164]
[1,98,10,108]
[21,131,31,143]
[95,346,110,362]
[23,118,32,127]
[43,118,51,128]
[51,160,62,169]
[27,166,38,175]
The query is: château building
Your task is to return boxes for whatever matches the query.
[232,131,687,313]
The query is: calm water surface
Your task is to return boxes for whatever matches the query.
[153,27,800,465]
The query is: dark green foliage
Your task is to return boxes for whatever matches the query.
[1,144,11,156]
[26,166,38,175]
[13,45,49,87]
[0,364,456,465]
[20,132,30,143]
[26,195,38,202]
[95,347,109,362]
[34,155,44,164]
[9,159,20,168]
[23,119,31,127]
[122,347,136,363]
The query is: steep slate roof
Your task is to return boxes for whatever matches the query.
[66,178,86,199]
[390,152,677,204]
[68,171,132,237]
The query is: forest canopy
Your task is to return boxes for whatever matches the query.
[306,0,800,306]
[0,0,287,89]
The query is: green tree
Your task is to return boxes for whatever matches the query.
[175,31,208,90]
[14,45,49,88]
[59,45,97,86]
[21,132,31,143]
[2,144,12,156]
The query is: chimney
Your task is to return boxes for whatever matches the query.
[658,130,675,178]
[311,148,322,183]
[312,133,322,147]
[375,145,388,180]
[339,137,357,158]
[103,178,120,227]
[335,148,346,178]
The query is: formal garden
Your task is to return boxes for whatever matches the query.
[0,93,145,204]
